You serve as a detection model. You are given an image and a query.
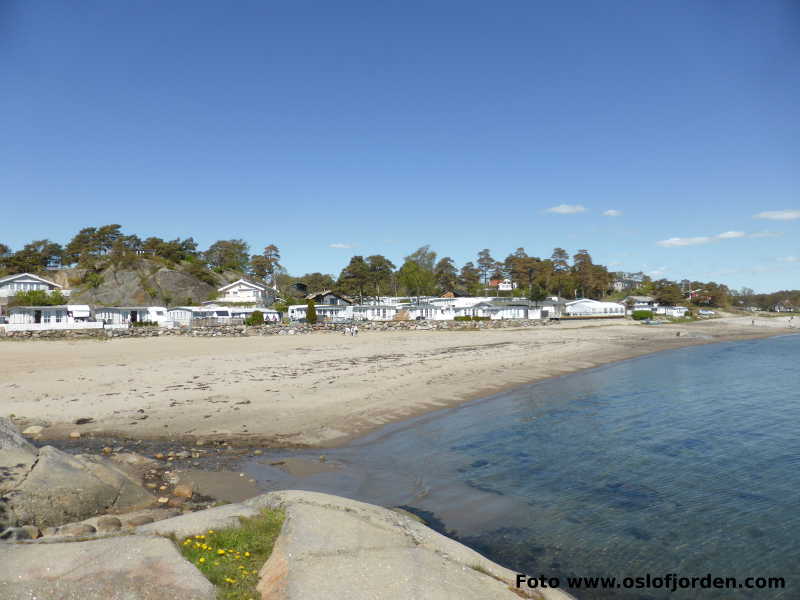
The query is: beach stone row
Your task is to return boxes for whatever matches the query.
[0,318,552,339]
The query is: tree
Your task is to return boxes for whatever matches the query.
[306,299,317,324]
[263,244,281,287]
[297,272,336,294]
[204,239,250,272]
[459,262,482,296]
[337,256,371,300]
[652,279,684,305]
[476,249,495,286]
[366,255,395,296]
[5,240,64,273]
[9,289,68,307]
[404,245,437,271]
[398,260,436,298]
[434,257,458,293]
[249,255,270,280]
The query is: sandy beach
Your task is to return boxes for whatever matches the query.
[2,315,796,448]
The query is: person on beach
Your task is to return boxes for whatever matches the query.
[352,325,359,336]
[343,326,350,336]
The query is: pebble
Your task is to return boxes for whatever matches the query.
[172,483,193,498]
[102,447,113,455]
[69,431,81,439]
[125,515,155,527]
[253,450,263,456]
[95,516,122,533]
[157,497,170,504]
[60,523,96,537]
[21,425,44,436]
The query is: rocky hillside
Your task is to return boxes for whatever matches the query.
[55,260,243,307]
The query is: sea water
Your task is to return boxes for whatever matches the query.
[246,335,800,599]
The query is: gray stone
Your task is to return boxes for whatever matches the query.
[59,523,96,537]
[136,502,259,539]
[95,516,122,533]
[0,535,215,600]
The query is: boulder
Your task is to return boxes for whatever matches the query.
[1,418,153,529]
[0,535,215,600]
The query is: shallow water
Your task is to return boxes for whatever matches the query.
[245,335,800,599]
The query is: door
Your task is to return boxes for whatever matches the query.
[34,310,42,323]
[130,310,138,323]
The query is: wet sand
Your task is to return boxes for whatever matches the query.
[2,315,795,448]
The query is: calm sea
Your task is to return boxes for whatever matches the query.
[246,334,800,599]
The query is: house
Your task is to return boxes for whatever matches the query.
[772,302,796,313]
[564,299,626,318]
[624,296,657,312]
[214,279,273,305]
[288,303,351,322]
[0,273,71,301]
[533,297,567,319]
[452,300,539,320]
[488,278,517,292]
[4,305,99,331]
[653,305,689,318]
[305,290,354,306]
[351,304,399,321]
[94,306,169,326]
[612,272,646,292]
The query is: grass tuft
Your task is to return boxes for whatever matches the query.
[176,508,284,600]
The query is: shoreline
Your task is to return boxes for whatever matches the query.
[3,316,796,449]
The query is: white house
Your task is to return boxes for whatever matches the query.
[624,296,657,312]
[94,306,169,326]
[564,299,626,318]
[0,273,70,300]
[305,291,354,306]
[214,279,272,305]
[4,305,99,331]
[168,305,280,325]
[653,305,689,318]
[288,303,352,322]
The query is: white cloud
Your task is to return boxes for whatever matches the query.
[777,256,799,263]
[749,231,784,238]
[328,243,356,249]
[545,204,587,214]
[602,209,623,217]
[657,236,713,247]
[753,210,800,221]
[658,230,781,247]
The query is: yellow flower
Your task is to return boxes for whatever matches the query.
[217,549,225,555]
[208,530,215,534]
[198,557,206,564]
[244,552,251,557]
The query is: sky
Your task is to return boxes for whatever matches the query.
[1,1,798,292]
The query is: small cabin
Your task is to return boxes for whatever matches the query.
[0,273,70,299]
[94,306,168,326]
[564,299,626,318]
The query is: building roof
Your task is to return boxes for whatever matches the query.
[217,278,267,292]
[305,290,355,304]
[0,272,62,288]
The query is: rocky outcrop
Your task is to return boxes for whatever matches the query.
[0,489,576,600]
[0,536,216,600]
[1,418,153,529]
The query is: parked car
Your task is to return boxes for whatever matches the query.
[698,309,716,316]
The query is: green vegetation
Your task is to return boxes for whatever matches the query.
[454,315,491,321]
[306,299,317,324]
[131,321,160,327]
[177,509,284,600]
[245,310,264,326]
[8,289,68,306]
[632,310,653,320]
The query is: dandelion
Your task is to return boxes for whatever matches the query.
[244,552,251,557]
[198,557,206,564]
[217,549,226,555]
[208,530,215,534]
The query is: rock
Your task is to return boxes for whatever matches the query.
[21,425,44,436]
[95,516,122,533]
[41,527,58,536]
[173,483,193,498]
[69,431,81,439]
[101,446,112,455]
[60,523,96,537]
[249,490,576,600]
[157,496,170,504]
[167,497,186,508]
[0,526,38,541]
[74,417,95,425]
[154,453,165,460]
[3,445,154,528]
[125,515,154,527]
[0,535,216,600]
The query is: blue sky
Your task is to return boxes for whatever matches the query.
[1,1,797,292]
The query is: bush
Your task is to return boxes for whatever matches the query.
[632,310,653,320]
[132,320,159,327]
[306,300,317,324]
[245,310,264,326]
[454,315,490,321]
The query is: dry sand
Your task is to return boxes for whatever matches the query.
[2,315,796,448]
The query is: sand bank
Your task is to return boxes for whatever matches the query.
[2,315,795,447]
